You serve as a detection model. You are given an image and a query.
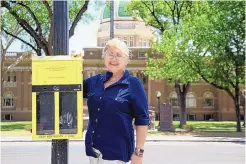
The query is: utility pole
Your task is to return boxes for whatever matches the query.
[51,1,69,164]
[110,0,114,39]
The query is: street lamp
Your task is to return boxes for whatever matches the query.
[156,91,161,124]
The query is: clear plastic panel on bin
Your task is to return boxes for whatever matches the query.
[36,92,55,135]
[59,92,77,134]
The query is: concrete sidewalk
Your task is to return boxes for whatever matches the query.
[1,135,245,143]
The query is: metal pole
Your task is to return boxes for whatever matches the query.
[110,0,114,39]
[52,1,69,164]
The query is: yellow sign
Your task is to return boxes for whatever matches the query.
[32,56,82,85]
[32,55,83,140]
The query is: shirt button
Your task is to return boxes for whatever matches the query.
[98,108,100,111]
[95,119,98,122]
[92,131,94,134]
[99,97,102,100]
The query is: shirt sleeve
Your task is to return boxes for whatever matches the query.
[130,77,150,126]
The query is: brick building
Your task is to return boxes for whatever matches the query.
[1,1,244,122]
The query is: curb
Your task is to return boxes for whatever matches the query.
[1,139,245,143]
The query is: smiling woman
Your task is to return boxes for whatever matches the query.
[83,38,149,164]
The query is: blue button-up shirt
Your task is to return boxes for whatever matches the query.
[83,70,149,162]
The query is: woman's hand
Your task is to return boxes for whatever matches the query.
[131,153,143,164]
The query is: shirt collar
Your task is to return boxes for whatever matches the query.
[103,70,130,84]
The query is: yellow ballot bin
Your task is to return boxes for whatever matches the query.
[32,56,82,140]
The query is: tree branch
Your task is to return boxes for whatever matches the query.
[1,1,48,55]
[42,0,53,55]
[201,74,235,100]
[69,0,90,38]
[176,1,185,25]
[178,51,235,99]
[3,29,38,54]
[151,0,165,33]
[185,1,193,14]
[1,1,39,42]
[5,27,23,50]
[183,82,190,95]
[164,1,172,11]
[141,0,165,33]
[11,1,43,36]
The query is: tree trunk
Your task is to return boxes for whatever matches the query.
[235,83,242,132]
[179,92,186,127]
[240,90,245,127]
[243,105,245,128]
[175,82,190,128]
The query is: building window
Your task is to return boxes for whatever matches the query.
[101,39,105,47]
[240,115,244,121]
[203,92,214,107]
[186,92,196,108]
[89,72,93,77]
[3,114,12,121]
[204,114,214,121]
[143,38,147,47]
[136,72,147,84]
[123,37,127,45]
[169,92,179,107]
[173,114,180,121]
[4,98,14,106]
[3,91,14,107]
[136,72,140,79]
[187,114,196,121]
[105,38,109,44]
[129,37,134,47]
[7,72,16,82]
[142,74,147,84]
[140,38,142,47]
[138,52,146,58]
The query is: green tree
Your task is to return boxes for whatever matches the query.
[128,0,195,127]
[0,12,30,110]
[1,0,99,56]
[176,1,245,132]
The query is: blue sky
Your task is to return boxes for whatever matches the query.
[7,2,104,54]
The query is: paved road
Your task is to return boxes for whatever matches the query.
[1,141,245,164]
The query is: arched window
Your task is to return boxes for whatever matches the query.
[169,92,179,107]
[186,92,196,107]
[203,92,214,107]
[3,91,14,107]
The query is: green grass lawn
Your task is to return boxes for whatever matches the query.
[0,121,31,131]
[0,121,245,137]
[154,121,245,133]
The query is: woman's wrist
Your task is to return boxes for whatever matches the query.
[134,147,144,157]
